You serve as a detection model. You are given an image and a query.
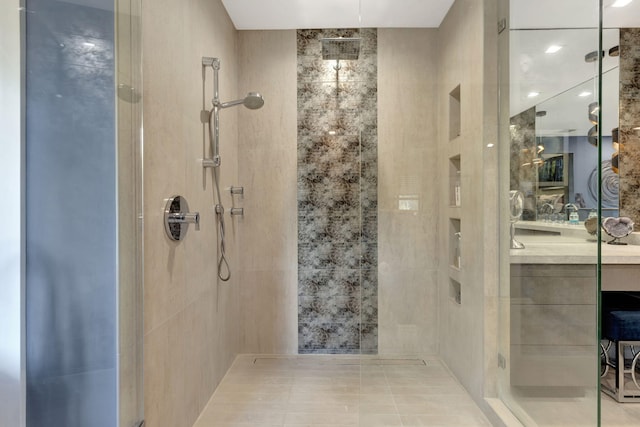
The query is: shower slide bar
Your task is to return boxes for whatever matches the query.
[200,57,263,281]
[201,56,264,169]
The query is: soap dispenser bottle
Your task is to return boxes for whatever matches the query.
[569,210,579,225]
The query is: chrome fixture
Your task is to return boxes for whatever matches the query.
[164,196,200,241]
[230,186,244,196]
[200,57,263,281]
[320,37,361,70]
[321,37,361,60]
[230,208,244,216]
[219,92,264,110]
[201,57,264,168]
[564,203,579,223]
[564,203,579,213]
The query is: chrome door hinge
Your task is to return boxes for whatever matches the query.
[498,18,507,34]
[498,353,507,369]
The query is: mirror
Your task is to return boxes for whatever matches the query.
[509,25,634,222]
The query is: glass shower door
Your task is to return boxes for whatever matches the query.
[116,0,144,425]
[498,0,602,425]
[23,0,143,425]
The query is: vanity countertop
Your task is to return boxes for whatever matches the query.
[510,233,640,265]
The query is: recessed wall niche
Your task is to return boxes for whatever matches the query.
[449,85,461,140]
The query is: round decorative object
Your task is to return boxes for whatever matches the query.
[588,160,619,209]
[602,216,634,245]
[584,217,599,235]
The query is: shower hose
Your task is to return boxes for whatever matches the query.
[209,115,231,282]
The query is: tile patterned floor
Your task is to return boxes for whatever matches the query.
[193,355,492,427]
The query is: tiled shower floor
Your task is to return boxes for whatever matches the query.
[193,355,491,427]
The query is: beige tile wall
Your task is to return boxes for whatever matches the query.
[237,30,299,354]
[377,28,441,356]
[236,28,444,357]
[142,0,241,425]
[437,0,499,408]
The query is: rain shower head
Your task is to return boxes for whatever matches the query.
[219,92,265,110]
[321,37,361,60]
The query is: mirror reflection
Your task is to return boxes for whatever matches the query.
[510,28,622,223]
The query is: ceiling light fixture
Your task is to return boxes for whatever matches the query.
[545,45,562,54]
[527,91,540,98]
[611,0,633,8]
[579,91,592,97]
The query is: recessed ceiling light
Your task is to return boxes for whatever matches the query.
[578,91,592,97]
[487,143,495,148]
[611,0,633,8]
[545,45,562,54]
[82,42,96,47]
[527,91,540,98]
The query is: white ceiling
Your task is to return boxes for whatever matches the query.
[221,0,639,137]
[510,0,640,136]
[221,0,455,29]
[221,0,640,30]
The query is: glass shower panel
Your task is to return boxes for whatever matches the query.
[25,0,118,425]
[498,1,601,425]
[115,0,144,425]
[599,5,640,422]
[24,0,144,425]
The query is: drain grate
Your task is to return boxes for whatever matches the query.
[252,357,427,366]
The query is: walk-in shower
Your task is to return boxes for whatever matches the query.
[201,56,264,281]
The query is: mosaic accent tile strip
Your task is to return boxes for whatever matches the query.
[619,28,640,226]
[297,28,378,354]
[510,107,536,192]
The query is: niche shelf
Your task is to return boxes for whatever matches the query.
[449,85,461,140]
[449,278,462,305]
[449,155,461,208]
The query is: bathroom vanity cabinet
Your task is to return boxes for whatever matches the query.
[510,263,596,389]
[509,234,640,390]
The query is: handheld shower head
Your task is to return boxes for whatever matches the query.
[243,92,264,109]
[219,92,264,110]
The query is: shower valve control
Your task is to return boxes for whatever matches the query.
[230,186,244,196]
[230,208,244,216]
[164,195,200,241]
